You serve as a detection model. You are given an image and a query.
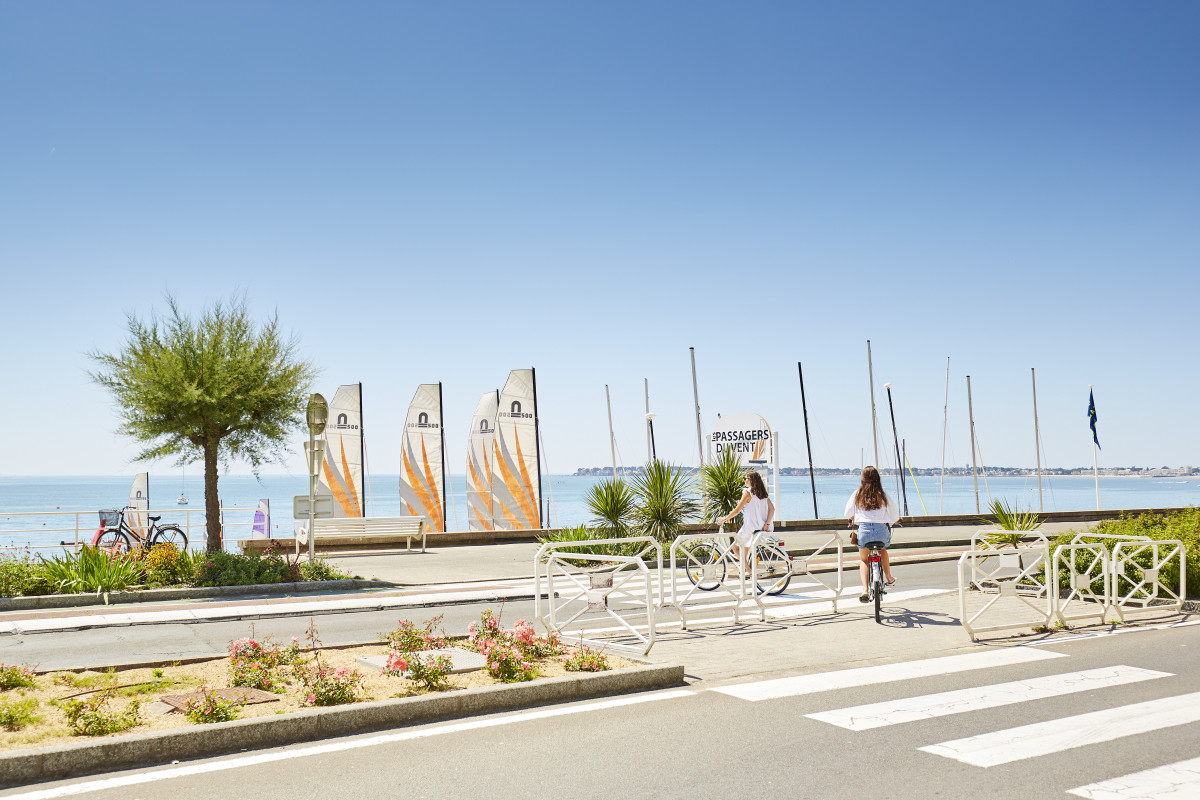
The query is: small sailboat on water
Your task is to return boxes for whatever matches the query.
[177,465,189,505]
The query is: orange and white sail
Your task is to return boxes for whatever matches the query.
[466,391,498,531]
[318,384,366,517]
[126,472,150,540]
[491,369,541,530]
[398,383,445,532]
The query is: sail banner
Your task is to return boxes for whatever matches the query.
[467,391,498,531]
[710,414,773,466]
[252,499,271,539]
[126,472,150,540]
[318,384,365,517]
[492,369,541,530]
[398,384,445,532]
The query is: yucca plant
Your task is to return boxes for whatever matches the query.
[585,478,636,537]
[699,447,745,529]
[39,546,142,594]
[982,498,1042,549]
[630,460,700,542]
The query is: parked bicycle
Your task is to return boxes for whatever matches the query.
[91,507,188,554]
[684,527,793,596]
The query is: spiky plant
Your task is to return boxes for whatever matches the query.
[699,447,745,529]
[630,460,700,542]
[983,498,1042,548]
[585,478,636,538]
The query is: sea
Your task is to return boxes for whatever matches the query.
[2,473,1198,553]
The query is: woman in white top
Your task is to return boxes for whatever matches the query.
[718,470,775,572]
[844,466,900,603]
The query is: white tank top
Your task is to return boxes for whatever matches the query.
[739,493,771,535]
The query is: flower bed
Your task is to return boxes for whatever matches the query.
[0,613,631,753]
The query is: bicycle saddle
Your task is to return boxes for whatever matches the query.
[148,515,161,523]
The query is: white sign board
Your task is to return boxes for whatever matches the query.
[710,413,773,466]
[293,494,335,519]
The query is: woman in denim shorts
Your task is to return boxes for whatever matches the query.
[843,466,901,603]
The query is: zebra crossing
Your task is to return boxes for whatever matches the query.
[713,645,1200,799]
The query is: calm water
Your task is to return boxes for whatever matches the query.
[1,473,1197,550]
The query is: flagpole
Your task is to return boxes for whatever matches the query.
[1091,384,1100,510]
[967,375,980,514]
[867,340,879,468]
[690,347,704,467]
[1032,368,1043,512]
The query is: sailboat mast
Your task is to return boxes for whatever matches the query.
[690,347,704,466]
[797,362,819,519]
[867,340,879,468]
[645,378,652,463]
[1032,368,1043,512]
[605,385,618,478]
[532,367,543,529]
[941,357,949,514]
[358,382,367,516]
[967,375,980,513]
[492,389,499,530]
[439,382,447,530]
[885,383,908,515]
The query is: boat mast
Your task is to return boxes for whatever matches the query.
[690,347,704,466]
[359,382,368,516]
[532,367,543,529]
[439,382,447,531]
[645,378,652,463]
[885,383,908,515]
[941,357,949,514]
[1032,368,1044,512]
[605,384,618,479]
[797,362,819,519]
[967,375,980,513]
[867,340,879,468]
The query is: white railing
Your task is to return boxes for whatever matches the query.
[663,531,755,629]
[762,530,843,619]
[1050,543,1110,627]
[1111,539,1186,622]
[967,529,1049,590]
[0,507,267,553]
[957,544,1052,641]
[533,537,663,655]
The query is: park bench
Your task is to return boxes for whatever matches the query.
[293,516,427,555]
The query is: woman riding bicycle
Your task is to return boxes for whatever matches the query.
[718,470,775,574]
[844,466,899,603]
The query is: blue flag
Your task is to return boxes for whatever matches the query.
[1088,389,1100,449]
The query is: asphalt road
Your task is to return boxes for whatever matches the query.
[5,620,1200,800]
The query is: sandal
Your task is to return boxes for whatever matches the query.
[859,593,869,603]
[886,577,897,586]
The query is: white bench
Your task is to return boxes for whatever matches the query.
[294,516,427,555]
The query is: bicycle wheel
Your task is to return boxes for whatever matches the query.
[94,529,132,555]
[872,562,883,623]
[753,544,793,596]
[150,525,188,550]
[684,542,725,591]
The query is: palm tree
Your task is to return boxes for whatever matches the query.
[585,478,636,537]
[630,460,700,542]
[699,446,745,529]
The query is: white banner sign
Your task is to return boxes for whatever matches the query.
[710,413,773,465]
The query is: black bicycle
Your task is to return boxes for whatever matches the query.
[92,507,188,553]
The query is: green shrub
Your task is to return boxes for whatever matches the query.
[142,543,192,586]
[298,557,352,582]
[630,460,699,542]
[0,551,56,597]
[39,547,141,594]
[563,643,611,672]
[585,478,636,537]
[699,447,745,529]
[1050,509,1200,599]
[60,689,141,736]
[0,696,40,731]
[183,686,243,724]
[0,663,38,690]
[194,549,297,587]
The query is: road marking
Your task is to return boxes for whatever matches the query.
[805,665,1172,730]
[712,647,1066,702]
[4,689,695,799]
[1067,756,1200,799]
[920,690,1200,768]
[1024,618,1200,647]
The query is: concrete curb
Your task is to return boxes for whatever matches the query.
[0,579,397,613]
[1,661,685,789]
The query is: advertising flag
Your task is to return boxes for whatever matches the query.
[318,384,365,517]
[398,384,446,532]
[467,391,498,531]
[492,369,541,530]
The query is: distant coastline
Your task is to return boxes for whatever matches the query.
[574,466,1200,478]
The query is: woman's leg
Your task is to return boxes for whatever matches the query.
[881,547,894,583]
[858,548,871,593]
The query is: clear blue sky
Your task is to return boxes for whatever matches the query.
[2,1,1197,478]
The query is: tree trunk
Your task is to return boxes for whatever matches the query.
[204,442,222,552]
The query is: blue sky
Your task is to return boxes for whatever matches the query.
[2,1,1197,478]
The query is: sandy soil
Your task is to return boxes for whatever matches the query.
[0,641,636,752]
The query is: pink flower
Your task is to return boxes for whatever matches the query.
[306,693,316,704]
[290,637,300,645]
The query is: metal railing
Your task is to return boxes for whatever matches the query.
[1111,539,1186,622]
[957,544,1052,641]
[0,507,267,553]
[663,531,756,629]
[1050,542,1110,627]
[533,537,663,655]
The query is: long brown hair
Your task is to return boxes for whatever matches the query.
[853,466,887,511]
[745,470,768,500]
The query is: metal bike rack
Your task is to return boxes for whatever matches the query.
[967,529,1049,590]
[747,530,843,621]
[1050,543,1110,627]
[957,544,1052,641]
[1110,539,1186,622]
[663,532,753,629]
[533,537,663,655]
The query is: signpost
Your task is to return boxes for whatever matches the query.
[305,394,328,562]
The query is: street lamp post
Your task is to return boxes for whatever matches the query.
[306,393,328,563]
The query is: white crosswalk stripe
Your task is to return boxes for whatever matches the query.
[918,691,1200,768]
[713,647,1065,701]
[804,666,1172,730]
[1067,756,1200,799]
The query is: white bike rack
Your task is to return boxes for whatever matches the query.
[1110,539,1186,622]
[747,530,843,621]
[957,544,1052,641]
[967,529,1049,590]
[533,537,663,655]
[1050,542,1110,627]
[663,531,754,629]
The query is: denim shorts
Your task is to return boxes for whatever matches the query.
[857,522,891,548]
